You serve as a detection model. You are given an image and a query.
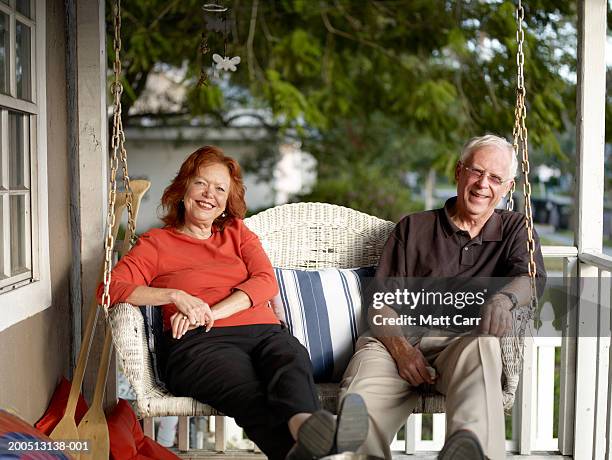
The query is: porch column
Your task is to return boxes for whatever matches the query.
[573,0,606,459]
[67,0,114,405]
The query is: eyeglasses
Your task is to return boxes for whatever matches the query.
[460,163,513,186]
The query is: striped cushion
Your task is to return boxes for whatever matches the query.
[272,267,375,382]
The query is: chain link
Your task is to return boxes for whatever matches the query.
[512,0,539,317]
[101,0,135,315]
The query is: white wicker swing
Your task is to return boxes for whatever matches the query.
[109,201,530,419]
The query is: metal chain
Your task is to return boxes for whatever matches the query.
[512,0,539,314]
[113,0,135,247]
[101,0,135,315]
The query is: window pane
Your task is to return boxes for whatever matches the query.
[15,22,31,100]
[9,112,25,188]
[16,0,32,19]
[10,194,28,274]
[0,13,8,95]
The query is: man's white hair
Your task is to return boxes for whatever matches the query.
[460,134,518,179]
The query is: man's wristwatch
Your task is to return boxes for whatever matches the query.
[498,291,519,310]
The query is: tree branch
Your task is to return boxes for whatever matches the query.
[259,7,279,43]
[231,0,240,43]
[322,31,334,85]
[453,68,478,131]
[319,4,404,66]
[246,0,259,82]
[332,0,362,32]
[149,0,182,31]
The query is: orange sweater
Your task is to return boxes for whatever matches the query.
[96,218,280,331]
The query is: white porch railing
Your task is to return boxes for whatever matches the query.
[572,250,612,460]
[389,245,578,456]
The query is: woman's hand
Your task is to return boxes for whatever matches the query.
[170,290,214,337]
[170,307,214,339]
[170,312,197,339]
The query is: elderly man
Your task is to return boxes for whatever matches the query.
[339,135,546,460]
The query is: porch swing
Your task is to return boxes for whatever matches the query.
[63,0,540,455]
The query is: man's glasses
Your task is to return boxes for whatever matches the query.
[460,163,513,186]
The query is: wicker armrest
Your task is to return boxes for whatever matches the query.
[108,302,160,400]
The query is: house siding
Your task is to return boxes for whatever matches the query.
[0,0,71,424]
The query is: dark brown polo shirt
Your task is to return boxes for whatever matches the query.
[372,198,546,340]
[376,197,546,292]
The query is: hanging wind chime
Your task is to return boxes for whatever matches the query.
[198,2,241,87]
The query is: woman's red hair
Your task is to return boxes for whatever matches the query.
[160,146,247,230]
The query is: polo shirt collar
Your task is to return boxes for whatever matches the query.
[481,211,503,241]
[441,197,503,242]
[441,197,460,238]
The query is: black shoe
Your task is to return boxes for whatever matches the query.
[335,393,369,454]
[286,410,336,460]
[438,430,485,460]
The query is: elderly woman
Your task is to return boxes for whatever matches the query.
[98,146,367,460]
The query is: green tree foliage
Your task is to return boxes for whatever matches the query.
[108,0,582,216]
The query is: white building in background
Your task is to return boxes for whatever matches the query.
[120,64,316,232]
[124,124,316,233]
[274,142,316,205]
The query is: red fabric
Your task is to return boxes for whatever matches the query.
[107,399,179,460]
[35,377,89,435]
[96,218,279,331]
[0,409,73,459]
[139,437,179,459]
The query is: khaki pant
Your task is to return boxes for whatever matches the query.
[339,334,505,460]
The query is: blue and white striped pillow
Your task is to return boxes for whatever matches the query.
[272,267,375,382]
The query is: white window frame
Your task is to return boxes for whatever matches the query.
[0,0,50,332]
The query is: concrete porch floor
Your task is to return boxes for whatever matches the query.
[173,451,570,460]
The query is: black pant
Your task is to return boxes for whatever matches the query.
[164,324,320,460]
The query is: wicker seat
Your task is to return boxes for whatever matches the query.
[108,202,520,419]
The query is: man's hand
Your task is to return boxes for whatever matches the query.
[392,343,436,386]
[479,294,513,337]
